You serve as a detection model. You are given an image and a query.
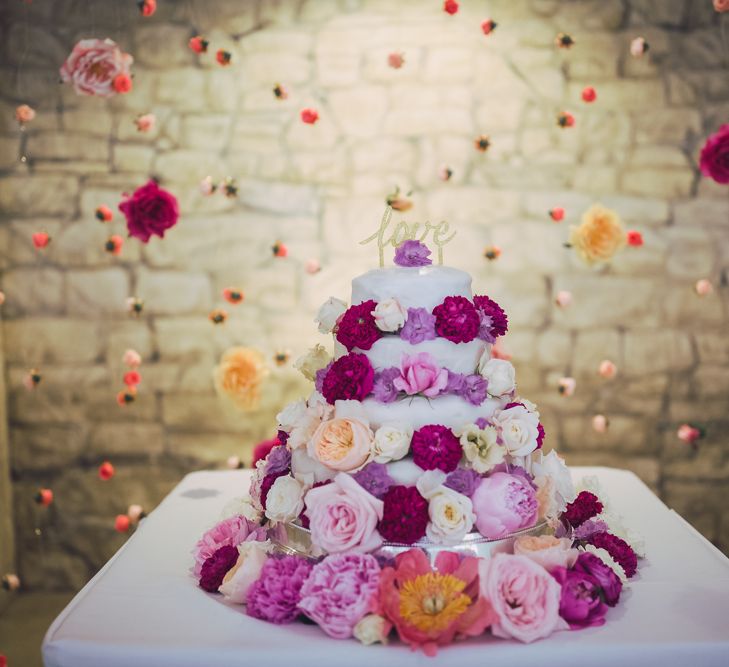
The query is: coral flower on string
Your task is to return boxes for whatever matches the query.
[273,83,288,99]
[388,52,405,69]
[135,113,155,132]
[549,207,565,222]
[117,386,137,406]
[272,241,288,257]
[582,86,597,103]
[15,104,35,124]
[138,0,156,16]
[105,235,124,256]
[481,19,497,35]
[32,232,51,249]
[443,0,459,15]
[695,279,713,296]
[112,73,133,94]
[216,49,232,66]
[115,514,131,532]
[124,371,142,388]
[96,205,113,222]
[223,287,245,304]
[189,36,208,53]
[557,111,575,128]
[99,461,115,481]
[300,108,319,124]
[36,489,54,507]
[626,230,643,246]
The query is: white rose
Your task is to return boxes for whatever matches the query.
[315,296,347,334]
[373,424,412,463]
[264,475,305,523]
[478,357,516,397]
[219,496,262,523]
[416,470,475,545]
[596,509,646,558]
[218,541,271,603]
[294,344,331,381]
[276,398,307,433]
[531,450,575,514]
[492,404,541,457]
[353,614,390,645]
[287,397,333,450]
[459,423,504,473]
[373,297,407,332]
[290,446,335,484]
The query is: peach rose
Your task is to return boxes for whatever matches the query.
[213,347,269,411]
[15,104,35,124]
[513,535,578,573]
[308,417,373,472]
[569,204,626,265]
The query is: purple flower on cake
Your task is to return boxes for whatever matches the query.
[336,300,382,351]
[393,352,448,398]
[445,370,465,394]
[314,363,331,393]
[562,491,603,529]
[444,468,482,497]
[199,545,239,592]
[246,555,313,624]
[587,532,638,579]
[573,518,610,541]
[411,424,462,473]
[492,403,541,457]
[471,472,538,539]
[305,473,384,554]
[551,565,608,629]
[353,462,395,499]
[265,445,291,476]
[378,485,429,544]
[393,239,432,267]
[321,353,374,404]
[399,308,437,344]
[573,552,622,606]
[298,554,381,638]
[432,296,480,344]
[372,367,401,403]
[191,515,267,576]
[459,374,489,406]
[473,295,508,341]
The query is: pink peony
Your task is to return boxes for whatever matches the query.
[191,515,267,576]
[298,553,381,638]
[60,38,133,97]
[472,473,538,539]
[118,180,179,243]
[392,352,448,398]
[513,535,578,573]
[304,473,384,554]
[699,124,729,184]
[480,553,562,643]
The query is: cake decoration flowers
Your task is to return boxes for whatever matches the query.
[246,555,313,624]
[373,297,406,332]
[321,353,374,404]
[400,307,437,343]
[433,295,480,343]
[472,473,538,539]
[458,422,504,473]
[378,485,429,543]
[336,300,381,350]
[393,239,432,267]
[411,424,462,473]
[393,352,448,398]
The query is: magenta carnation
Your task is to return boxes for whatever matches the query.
[321,352,374,404]
[411,424,462,473]
[246,555,313,624]
[562,491,603,528]
[378,485,429,544]
[587,532,638,579]
[335,300,381,351]
[699,124,729,184]
[432,296,480,343]
[198,545,239,592]
[191,515,267,576]
[473,295,508,341]
[536,422,545,449]
[573,552,622,606]
[298,553,381,638]
[551,566,608,629]
[118,180,179,243]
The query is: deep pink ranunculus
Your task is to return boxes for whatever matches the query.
[118,180,180,243]
[699,124,729,184]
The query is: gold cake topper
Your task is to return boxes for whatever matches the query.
[359,207,457,267]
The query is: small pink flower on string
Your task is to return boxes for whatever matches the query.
[558,377,576,396]
[387,52,405,69]
[135,113,156,133]
[123,349,142,368]
[592,414,609,433]
[305,259,321,274]
[695,279,713,296]
[677,423,703,449]
[99,461,115,481]
[32,232,51,249]
[555,290,572,308]
[549,207,565,222]
[15,104,36,126]
[598,360,617,379]
[23,369,42,391]
[300,108,319,124]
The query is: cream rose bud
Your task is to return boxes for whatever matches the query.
[218,541,271,604]
[353,614,390,645]
[315,297,348,334]
[219,496,262,523]
[276,398,307,433]
[478,357,516,397]
[492,404,541,457]
[264,475,305,523]
[417,470,476,545]
[531,450,575,512]
[373,297,407,332]
[294,344,331,381]
[373,424,412,463]
[460,423,504,474]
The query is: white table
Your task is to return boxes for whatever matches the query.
[42,467,729,667]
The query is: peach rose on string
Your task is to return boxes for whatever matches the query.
[214,347,269,411]
[568,204,626,265]
[118,180,179,243]
[60,38,133,97]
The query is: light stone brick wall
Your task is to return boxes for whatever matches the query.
[0,0,728,589]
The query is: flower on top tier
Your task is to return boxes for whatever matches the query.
[378,549,494,656]
[299,553,381,639]
[378,485,429,543]
[246,555,313,624]
[321,353,374,404]
[432,296,480,343]
[699,124,729,184]
[394,239,432,267]
[336,301,381,351]
[393,352,448,398]
[411,425,462,473]
[473,295,508,342]
[400,307,437,344]
[471,472,538,539]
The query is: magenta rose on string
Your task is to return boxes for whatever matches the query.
[699,124,729,184]
[118,180,180,243]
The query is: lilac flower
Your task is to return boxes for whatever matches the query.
[445,370,466,394]
[393,239,432,267]
[314,362,332,393]
[352,462,395,499]
[459,374,489,406]
[399,307,437,344]
[477,312,495,344]
[573,519,610,541]
[265,445,291,477]
[444,468,482,497]
[372,367,401,403]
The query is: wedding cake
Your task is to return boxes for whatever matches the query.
[192,235,641,653]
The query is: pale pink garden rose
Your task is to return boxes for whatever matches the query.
[479,553,563,643]
[513,535,578,573]
[122,348,141,368]
[60,38,133,97]
[592,414,609,433]
[307,414,374,472]
[393,352,448,398]
[555,290,572,308]
[695,279,713,296]
[304,473,384,554]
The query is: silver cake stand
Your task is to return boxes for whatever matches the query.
[270,521,549,563]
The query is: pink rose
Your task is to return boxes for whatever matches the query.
[118,180,180,243]
[480,553,562,643]
[392,352,448,398]
[307,417,373,472]
[714,0,729,13]
[472,473,538,539]
[699,124,729,184]
[513,535,578,573]
[304,473,384,554]
[60,38,133,97]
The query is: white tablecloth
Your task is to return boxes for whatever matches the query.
[42,467,729,667]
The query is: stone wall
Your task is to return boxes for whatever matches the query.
[0,0,727,590]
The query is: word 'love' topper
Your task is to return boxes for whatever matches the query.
[359,207,456,267]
